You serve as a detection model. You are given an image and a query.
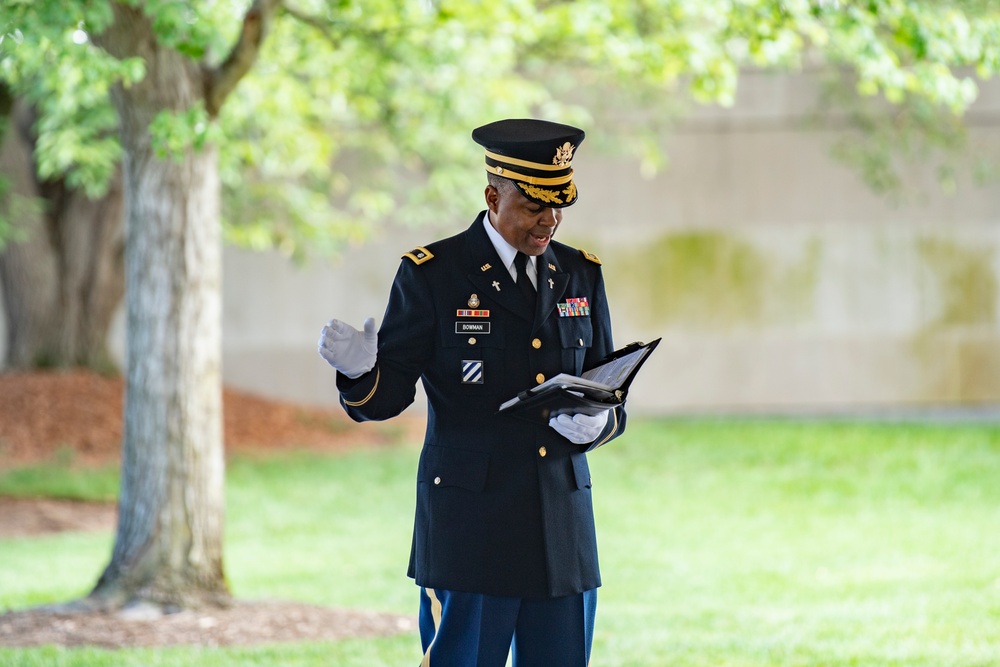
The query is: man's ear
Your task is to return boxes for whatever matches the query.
[484,184,499,213]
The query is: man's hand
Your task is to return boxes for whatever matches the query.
[318,317,378,378]
[549,411,609,445]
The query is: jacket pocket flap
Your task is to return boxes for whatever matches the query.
[419,446,491,492]
[557,319,593,349]
[441,319,504,348]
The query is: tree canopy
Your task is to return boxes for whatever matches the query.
[2,0,998,258]
[0,0,998,613]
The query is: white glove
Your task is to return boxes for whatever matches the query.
[318,317,378,379]
[549,411,610,445]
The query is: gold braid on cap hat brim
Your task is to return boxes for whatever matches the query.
[484,149,574,186]
[484,149,569,171]
[486,164,574,186]
[519,182,578,205]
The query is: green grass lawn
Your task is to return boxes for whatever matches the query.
[2,419,1000,666]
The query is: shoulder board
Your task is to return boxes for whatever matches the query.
[402,246,434,265]
[580,249,602,265]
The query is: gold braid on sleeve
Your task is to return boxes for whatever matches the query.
[343,368,380,407]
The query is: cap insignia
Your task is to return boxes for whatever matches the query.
[553,142,575,167]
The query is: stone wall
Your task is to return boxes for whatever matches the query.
[568,71,999,412]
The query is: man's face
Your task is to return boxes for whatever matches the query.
[485,184,563,257]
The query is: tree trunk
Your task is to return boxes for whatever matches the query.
[89,5,228,611]
[0,99,124,371]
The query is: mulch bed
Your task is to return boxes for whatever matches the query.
[0,368,420,469]
[0,601,418,648]
[0,497,116,538]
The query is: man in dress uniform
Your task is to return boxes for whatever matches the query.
[318,118,627,666]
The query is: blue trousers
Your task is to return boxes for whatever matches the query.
[418,587,597,667]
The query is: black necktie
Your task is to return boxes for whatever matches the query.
[514,252,536,309]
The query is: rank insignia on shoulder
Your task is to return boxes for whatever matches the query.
[580,249,602,265]
[403,247,434,265]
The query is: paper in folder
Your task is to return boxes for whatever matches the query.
[498,338,661,424]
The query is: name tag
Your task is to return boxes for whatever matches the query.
[456,322,491,334]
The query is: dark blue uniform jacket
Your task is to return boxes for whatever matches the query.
[337,212,627,598]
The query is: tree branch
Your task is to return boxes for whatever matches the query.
[203,0,283,117]
[279,4,342,48]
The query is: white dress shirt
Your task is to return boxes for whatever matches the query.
[483,212,537,289]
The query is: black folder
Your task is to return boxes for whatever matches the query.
[498,338,661,424]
